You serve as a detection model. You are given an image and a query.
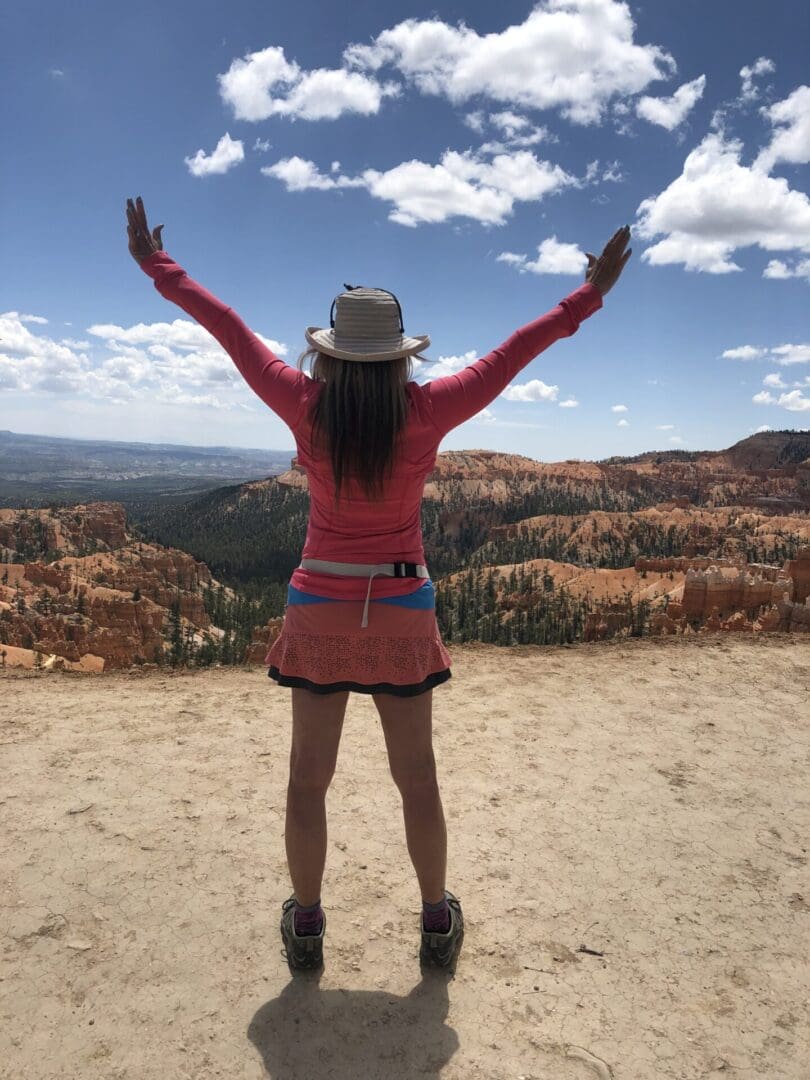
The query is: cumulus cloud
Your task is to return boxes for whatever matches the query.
[617,418,629,426]
[0,311,288,411]
[656,424,675,430]
[500,378,559,402]
[753,85,810,174]
[418,350,478,382]
[763,373,787,388]
[770,344,810,365]
[559,398,579,407]
[18,313,48,324]
[185,132,245,177]
[763,257,810,282]
[753,388,810,411]
[344,1,676,126]
[497,235,588,275]
[723,342,810,367]
[635,74,706,131]
[611,404,628,412]
[721,345,768,361]
[0,312,91,393]
[87,318,286,358]
[262,148,580,226]
[634,131,810,273]
[261,156,365,192]
[739,57,776,104]
[217,44,398,121]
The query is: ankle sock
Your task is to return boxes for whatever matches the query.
[422,894,451,933]
[293,898,324,936]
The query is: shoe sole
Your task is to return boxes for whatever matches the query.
[280,899,325,972]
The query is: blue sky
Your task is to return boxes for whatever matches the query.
[2,0,809,461]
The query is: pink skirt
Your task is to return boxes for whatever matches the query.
[266,579,452,696]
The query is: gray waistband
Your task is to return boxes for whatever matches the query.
[299,558,429,579]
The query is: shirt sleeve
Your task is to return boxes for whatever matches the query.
[139,250,309,431]
[420,281,604,438]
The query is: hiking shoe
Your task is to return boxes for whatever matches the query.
[280,896,325,973]
[419,890,464,971]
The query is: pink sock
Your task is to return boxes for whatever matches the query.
[294,898,323,936]
[422,895,451,932]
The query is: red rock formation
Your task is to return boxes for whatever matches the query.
[785,547,810,603]
[246,617,284,665]
[0,503,230,671]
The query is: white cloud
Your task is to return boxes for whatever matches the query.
[601,160,624,182]
[754,424,772,433]
[753,85,810,173]
[500,378,559,402]
[261,156,364,192]
[263,148,579,227]
[669,435,683,444]
[770,344,810,365]
[497,235,587,275]
[184,132,245,177]
[253,137,272,152]
[721,342,810,366]
[635,74,706,131]
[490,111,530,136]
[217,44,397,122]
[611,404,628,412]
[656,423,675,430]
[0,313,288,410]
[18,313,48,324]
[772,390,810,412]
[763,373,787,388]
[722,345,767,361]
[464,111,486,133]
[617,418,629,426]
[635,131,810,274]
[86,318,287,358]
[344,2,677,126]
[0,312,91,393]
[763,257,810,282]
[739,57,775,103]
[559,398,579,407]
[752,387,810,411]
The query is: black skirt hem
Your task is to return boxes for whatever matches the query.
[267,665,452,697]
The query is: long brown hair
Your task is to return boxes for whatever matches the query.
[296,348,417,507]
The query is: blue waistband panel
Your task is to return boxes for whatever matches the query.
[287,580,435,609]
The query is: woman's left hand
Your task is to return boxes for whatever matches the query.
[126,195,164,265]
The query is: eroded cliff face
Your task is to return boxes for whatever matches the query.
[438,547,810,644]
[0,503,229,672]
[3,434,809,671]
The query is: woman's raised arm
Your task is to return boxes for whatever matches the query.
[126,196,309,431]
[420,225,631,438]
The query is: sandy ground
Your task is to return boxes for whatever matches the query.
[1,633,808,1080]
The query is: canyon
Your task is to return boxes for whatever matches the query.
[1,433,809,670]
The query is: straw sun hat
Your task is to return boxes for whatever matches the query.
[306,284,430,362]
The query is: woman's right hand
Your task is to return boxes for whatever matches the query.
[585,225,632,297]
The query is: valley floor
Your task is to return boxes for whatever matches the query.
[2,633,808,1079]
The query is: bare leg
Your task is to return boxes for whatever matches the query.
[284,687,349,906]
[372,689,447,902]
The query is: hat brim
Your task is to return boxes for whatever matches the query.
[305,327,430,362]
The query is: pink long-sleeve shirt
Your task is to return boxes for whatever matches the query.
[139,251,603,602]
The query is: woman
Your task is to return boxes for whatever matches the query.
[126,196,631,975]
